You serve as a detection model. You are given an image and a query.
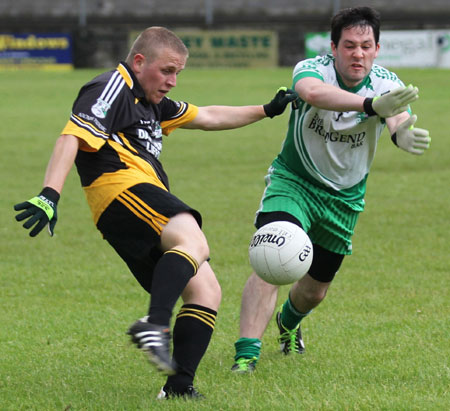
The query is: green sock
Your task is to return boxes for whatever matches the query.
[234,337,262,362]
[280,296,311,330]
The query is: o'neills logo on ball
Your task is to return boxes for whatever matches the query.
[250,233,286,248]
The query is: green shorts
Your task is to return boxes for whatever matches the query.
[257,161,365,255]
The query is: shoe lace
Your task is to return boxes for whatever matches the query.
[278,325,300,353]
[236,357,257,370]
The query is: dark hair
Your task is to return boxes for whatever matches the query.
[331,6,380,46]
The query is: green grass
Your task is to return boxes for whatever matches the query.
[1,67,449,410]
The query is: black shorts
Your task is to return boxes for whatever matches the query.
[97,183,202,293]
[256,211,344,283]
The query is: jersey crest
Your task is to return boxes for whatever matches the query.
[91,98,111,119]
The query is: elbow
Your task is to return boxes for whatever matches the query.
[300,87,322,106]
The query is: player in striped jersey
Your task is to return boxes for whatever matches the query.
[232,6,431,373]
[13,26,297,399]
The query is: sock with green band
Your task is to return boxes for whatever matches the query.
[234,337,262,362]
[280,296,311,330]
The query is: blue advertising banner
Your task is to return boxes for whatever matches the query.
[0,33,73,70]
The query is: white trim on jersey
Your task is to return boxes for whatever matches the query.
[111,133,124,145]
[99,70,125,107]
[70,114,109,139]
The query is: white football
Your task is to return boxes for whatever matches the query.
[248,221,313,285]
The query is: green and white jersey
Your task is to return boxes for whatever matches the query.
[277,54,405,202]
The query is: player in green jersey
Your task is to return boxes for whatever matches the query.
[231,6,431,373]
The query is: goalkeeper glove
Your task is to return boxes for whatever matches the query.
[363,85,419,118]
[263,87,299,118]
[14,187,60,237]
[391,115,431,155]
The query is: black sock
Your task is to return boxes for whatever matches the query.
[164,304,217,392]
[148,250,198,325]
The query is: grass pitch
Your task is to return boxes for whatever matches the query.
[1,67,449,410]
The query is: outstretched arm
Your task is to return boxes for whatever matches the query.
[295,77,366,112]
[184,104,266,131]
[182,87,298,131]
[295,77,418,118]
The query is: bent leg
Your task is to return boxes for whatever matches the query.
[289,274,331,314]
[148,212,210,325]
[160,212,210,263]
[181,260,222,310]
[286,243,344,315]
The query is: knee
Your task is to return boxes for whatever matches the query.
[161,212,210,264]
[301,287,327,306]
[196,240,210,265]
[184,238,210,268]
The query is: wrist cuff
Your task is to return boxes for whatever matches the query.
[40,187,60,204]
[391,132,398,147]
[363,97,377,116]
[263,104,274,118]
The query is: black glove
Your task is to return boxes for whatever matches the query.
[263,87,299,118]
[14,187,60,237]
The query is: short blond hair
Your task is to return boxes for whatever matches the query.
[126,26,188,64]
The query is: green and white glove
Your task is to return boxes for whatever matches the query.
[263,87,299,118]
[364,85,419,118]
[391,115,431,155]
[14,187,60,237]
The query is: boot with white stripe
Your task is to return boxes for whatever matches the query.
[127,316,176,375]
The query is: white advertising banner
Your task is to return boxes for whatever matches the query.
[305,30,450,68]
[377,30,448,68]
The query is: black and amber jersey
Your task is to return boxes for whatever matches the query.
[61,62,198,223]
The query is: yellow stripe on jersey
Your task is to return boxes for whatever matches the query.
[83,167,166,225]
[117,63,133,89]
[161,103,199,135]
[61,118,109,151]
[176,307,216,330]
[80,137,169,225]
[117,132,139,154]
[165,249,199,274]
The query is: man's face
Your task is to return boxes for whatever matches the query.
[133,48,187,104]
[331,25,379,88]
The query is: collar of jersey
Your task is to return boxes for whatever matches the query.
[334,63,372,94]
[117,61,146,102]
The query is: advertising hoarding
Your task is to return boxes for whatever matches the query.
[305,30,450,68]
[0,33,73,70]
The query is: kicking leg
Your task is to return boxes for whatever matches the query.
[129,212,210,376]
